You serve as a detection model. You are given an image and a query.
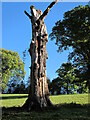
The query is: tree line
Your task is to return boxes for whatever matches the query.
[48,62,88,95]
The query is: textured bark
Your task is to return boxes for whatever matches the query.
[23,1,58,110]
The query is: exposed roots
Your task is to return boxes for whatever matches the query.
[22,95,53,111]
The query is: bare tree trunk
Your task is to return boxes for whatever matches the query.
[23,0,58,110]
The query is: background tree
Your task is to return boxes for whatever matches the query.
[49,77,62,95]
[0,48,26,92]
[56,63,79,94]
[49,5,90,92]
[48,62,89,95]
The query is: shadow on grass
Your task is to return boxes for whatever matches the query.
[2,103,90,120]
[1,95,28,100]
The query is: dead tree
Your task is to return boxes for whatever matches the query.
[23,0,58,110]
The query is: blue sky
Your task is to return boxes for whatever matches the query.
[2,2,87,82]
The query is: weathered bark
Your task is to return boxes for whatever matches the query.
[23,0,58,110]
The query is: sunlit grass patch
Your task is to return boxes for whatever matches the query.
[50,94,89,105]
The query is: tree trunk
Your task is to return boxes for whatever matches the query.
[23,1,58,110]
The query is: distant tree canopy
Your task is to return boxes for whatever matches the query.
[0,48,26,92]
[48,62,88,95]
[7,77,30,94]
[49,5,90,91]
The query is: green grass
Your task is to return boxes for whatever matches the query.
[1,94,28,107]
[50,94,89,105]
[1,93,90,120]
[1,93,89,107]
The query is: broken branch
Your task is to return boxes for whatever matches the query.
[39,0,58,20]
[24,11,32,19]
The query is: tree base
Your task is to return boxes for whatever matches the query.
[22,94,53,111]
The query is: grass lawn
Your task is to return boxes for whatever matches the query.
[50,94,89,105]
[1,93,90,120]
[1,94,28,107]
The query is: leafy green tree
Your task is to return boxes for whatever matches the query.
[55,62,88,94]
[49,77,63,95]
[50,5,90,91]
[56,63,77,94]
[0,48,26,92]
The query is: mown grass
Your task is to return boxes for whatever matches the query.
[1,94,28,107]
[1,93,90,120]
[1,93,89,107]
[50,94,89,105]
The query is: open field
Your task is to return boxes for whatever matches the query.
[1,94,90,120]
[1,93,89,107]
